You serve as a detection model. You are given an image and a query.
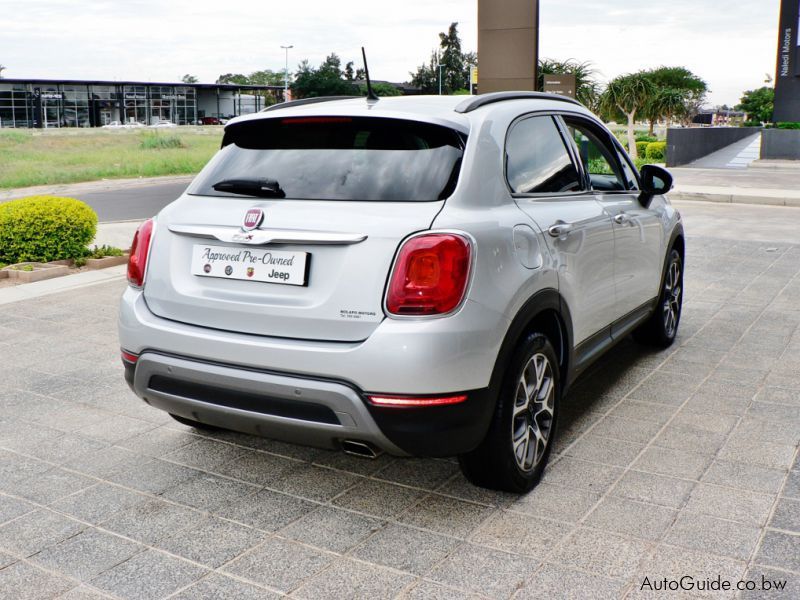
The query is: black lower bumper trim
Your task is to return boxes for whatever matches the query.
[147,375,340,425]
[364,388,495,457]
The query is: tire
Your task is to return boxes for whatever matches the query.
[459,332,559,493]
[634,248,683,347]
[169,413,221,431]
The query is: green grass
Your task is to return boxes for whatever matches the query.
[0,127,222,189]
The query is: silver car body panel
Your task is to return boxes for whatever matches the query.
[119,95,682,452]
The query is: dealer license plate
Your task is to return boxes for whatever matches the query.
[190,244,309,286]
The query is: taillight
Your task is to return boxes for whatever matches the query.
[127,218,154,288]
[386,233,471,316]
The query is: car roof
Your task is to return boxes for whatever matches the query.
[226,94,595,135]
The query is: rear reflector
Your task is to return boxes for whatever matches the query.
[120,350,139,364]
[367,394,468,408]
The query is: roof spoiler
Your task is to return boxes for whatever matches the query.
[261,96,359,112]
[454,91,582,114]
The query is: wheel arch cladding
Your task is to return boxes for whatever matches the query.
[491,289,573,395]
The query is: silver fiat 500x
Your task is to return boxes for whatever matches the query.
[119,92,683,492]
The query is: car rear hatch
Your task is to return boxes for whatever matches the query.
[143,114,466,342]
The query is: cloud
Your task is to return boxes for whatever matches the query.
[0,0,782,105]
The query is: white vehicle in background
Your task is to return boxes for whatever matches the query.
[150,119,177,128]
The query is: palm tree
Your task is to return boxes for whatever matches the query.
[538,59,600,110]
[601,73,655,159]
[643,67,707,134]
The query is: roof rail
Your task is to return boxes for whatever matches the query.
[454,91,582,114]
[261,96,359,112]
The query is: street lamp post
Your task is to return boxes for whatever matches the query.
[437,64,445,95]
[281,45,293,102]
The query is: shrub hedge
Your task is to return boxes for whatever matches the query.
[645,141,667,161]
[635,141,650,157]
[0,195,97,264]
[776,122,800,130]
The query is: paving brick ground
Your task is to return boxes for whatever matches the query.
[0,233,799,599]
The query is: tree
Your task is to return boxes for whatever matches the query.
[216,73,250,85]
[601,72,656,159]
[358,82,402,97]
[737,87,774,123]
[439,22,465,93]
[538,58,600,111]
[248,69,284,86]
[181,74,199,84]
[642,66,707,133]
[344,61,355,81]
[410,49,441,94]
[290,55,358,99]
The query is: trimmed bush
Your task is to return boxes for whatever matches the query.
[742,121,763,128]
[635,134,658,143]
[645,141,667,161]
[0,195,97,264]
[635,141,649,157]
[776,122,800,130]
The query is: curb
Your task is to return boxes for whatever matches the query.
[0,265,126,306]
[670,191,800,208]
[0,174,194,202]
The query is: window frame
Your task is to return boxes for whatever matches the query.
[503,111,590,199]
[557,114,641,193]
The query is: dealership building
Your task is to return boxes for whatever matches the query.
[0,79,285,128]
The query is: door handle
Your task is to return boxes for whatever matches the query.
[614,213,632,225]
[548,221,575,237]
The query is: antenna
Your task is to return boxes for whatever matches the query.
[361,47,379,102]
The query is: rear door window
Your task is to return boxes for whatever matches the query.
[561,117,636,192]
[505,115,583,195]
[188,116,465,202]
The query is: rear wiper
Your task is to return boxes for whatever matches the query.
[212,178,286,198]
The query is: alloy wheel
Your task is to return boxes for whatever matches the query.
[511,353,555,472]
[662,257,682,337]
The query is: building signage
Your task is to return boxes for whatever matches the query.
[543,74,577,98]
[40,92,62,100]
[124,93,146,100]
[161,94,186,100]
[774,0,800,121]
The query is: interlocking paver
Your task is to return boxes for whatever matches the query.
[0,229,798,599]
[222,536,333,592]
[157,516,266,567]
[350,523,458,575]
[279,506,383,553]
[89,549,208,600]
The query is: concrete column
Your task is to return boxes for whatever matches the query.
[477,0,539,94]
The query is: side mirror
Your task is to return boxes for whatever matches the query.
[639,164,673,196]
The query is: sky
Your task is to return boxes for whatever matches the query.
[0,0,783,106]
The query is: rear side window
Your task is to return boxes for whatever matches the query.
[505,115,583,194]
[188,117,465,202]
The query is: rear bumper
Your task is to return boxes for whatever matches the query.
[124,351,493,456]
[119,287,507,455]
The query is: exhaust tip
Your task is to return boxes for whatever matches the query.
[341,439,380,460]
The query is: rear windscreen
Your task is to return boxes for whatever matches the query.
[188,116,465,202]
